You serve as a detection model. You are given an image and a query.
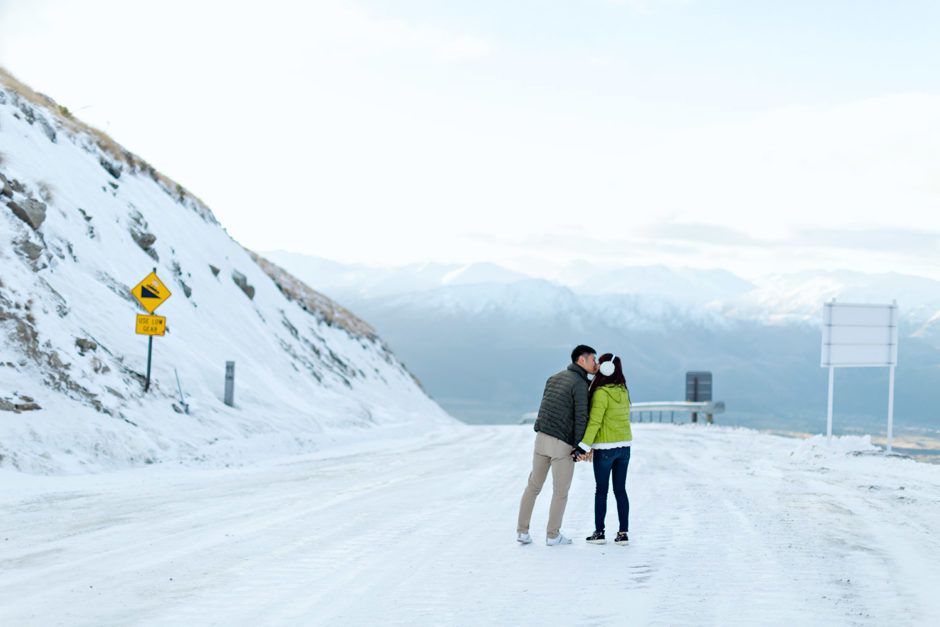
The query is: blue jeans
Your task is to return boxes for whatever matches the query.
[592,446,630,533]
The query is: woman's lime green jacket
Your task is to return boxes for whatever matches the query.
[580,384,632,448]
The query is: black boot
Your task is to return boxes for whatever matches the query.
[586,530,606,545]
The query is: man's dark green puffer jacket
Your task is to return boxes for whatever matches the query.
[533,363,590,446]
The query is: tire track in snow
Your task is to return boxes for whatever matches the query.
[140,426,510,625]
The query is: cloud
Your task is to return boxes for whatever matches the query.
[597,0,695,11]
[794,228,940,254]
[462,223,940,283]
[599,94,940,241]
[268,1,495,62]
[640,223,940,255]
[2,1,936,282]
[367,20,493,61]
[643,223,757,246]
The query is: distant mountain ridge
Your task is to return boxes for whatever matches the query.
[263,250,940,324]
[265,251,940,432]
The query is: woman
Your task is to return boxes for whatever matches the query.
[576,353,631,546]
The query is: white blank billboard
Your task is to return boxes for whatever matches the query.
[821,301,898,367]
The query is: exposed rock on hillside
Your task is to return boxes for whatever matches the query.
[248,250,378,341]
[7,197,46,230]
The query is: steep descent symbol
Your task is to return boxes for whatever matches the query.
[131,271,172,313]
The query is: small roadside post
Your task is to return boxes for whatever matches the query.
[174,368,190,414]
[224,361,235,407]
[131,268,172,392]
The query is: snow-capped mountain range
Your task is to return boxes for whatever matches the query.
[0,70,452,474]
[264,250,940,329]
[264,251,940,433]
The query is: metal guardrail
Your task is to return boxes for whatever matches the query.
[631,401,725,424]
[519,401,725,425]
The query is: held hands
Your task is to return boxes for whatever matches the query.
[570,448,594,462]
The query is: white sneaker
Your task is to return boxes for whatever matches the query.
[545,533,572,546]
[517,532,532,544]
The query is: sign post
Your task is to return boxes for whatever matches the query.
[146,335,153,392]
[820,299,899,452]
[685,371,713,423]
[132,268,172,392]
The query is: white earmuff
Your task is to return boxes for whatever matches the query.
[599,356,617,377]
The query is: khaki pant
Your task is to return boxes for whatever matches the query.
[517,432,575,538]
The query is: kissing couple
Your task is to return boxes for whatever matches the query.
[516,345,632,546]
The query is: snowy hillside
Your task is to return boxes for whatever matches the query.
[3,424,939,625]
[0,70,452,474]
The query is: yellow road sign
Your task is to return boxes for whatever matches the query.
[136,314,166,336]
[132,271,172,313]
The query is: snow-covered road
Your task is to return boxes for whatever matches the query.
[3,424,940,626]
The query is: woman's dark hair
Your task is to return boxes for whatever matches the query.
[588,353,628,404]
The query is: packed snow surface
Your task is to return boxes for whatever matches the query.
[3,423,939,626]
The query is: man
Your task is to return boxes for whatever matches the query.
[516,344,598,546]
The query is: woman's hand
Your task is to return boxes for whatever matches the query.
[571,447,594,462]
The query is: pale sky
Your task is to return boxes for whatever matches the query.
[1,0,939,280]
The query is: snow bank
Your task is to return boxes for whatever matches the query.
[790,433,880,462]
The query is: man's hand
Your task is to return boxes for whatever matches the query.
[570,448,582,462]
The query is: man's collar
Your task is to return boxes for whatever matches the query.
[568,363,589,380]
